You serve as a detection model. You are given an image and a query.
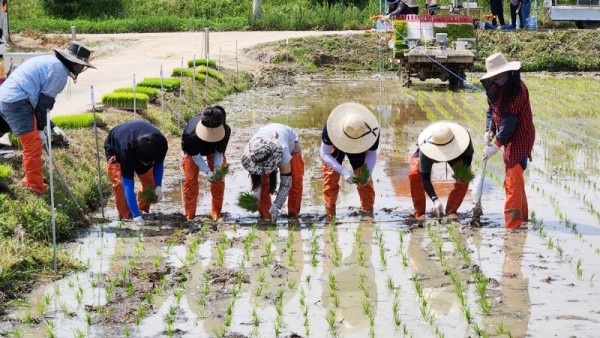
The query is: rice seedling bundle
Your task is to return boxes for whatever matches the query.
[187,59,217,68]
[137,77,181,90]
[140,185,158,204]
[352,166,370,185]
[452,162,475,184]
[171,67,207,82]
[196,66,224,82]
[0,164,12,181]
[211,164,230,182]
[51,113,102,129]
[102,92,149,110]
[237,192,259,212]
[114,86,159,100]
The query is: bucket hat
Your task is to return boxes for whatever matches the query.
[418,121,470,162]
[241,137,284,175]
[53,41,96,69]
[326,102,379,154]
[195,107,225,142]
[480,53,520,80]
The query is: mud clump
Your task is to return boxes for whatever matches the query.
[206,267,249,285]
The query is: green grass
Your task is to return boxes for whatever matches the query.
[188,59,217,68]
[114,86,160,100]
[51,113,102,129]
[102,92,149,110]
[137,78,181,90]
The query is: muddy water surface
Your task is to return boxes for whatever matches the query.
[2,75,600,337]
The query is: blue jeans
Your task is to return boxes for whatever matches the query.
[0,100,35,136]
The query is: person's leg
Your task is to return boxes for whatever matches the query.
[355,165,375,214]
[504,161,527,229]
[182,154,200,221]
[2,101,46,194]
[207,154,226,220]
[259,174,271,220]
[322,163,340,217]
[409,153,427,218]
[137,168,156,213]
[287,153,304,219]
[107,155,132,219]
[510,3,518,27]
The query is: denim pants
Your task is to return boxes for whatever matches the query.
[0,99,35,136]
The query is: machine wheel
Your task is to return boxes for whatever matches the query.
[448,71,465,90]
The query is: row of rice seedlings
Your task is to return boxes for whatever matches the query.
[196,66,225,82]
[419,91,456,121]
[137,77,181,90]
[51,113,102,129]
[299,287,310,337]
[196,271,212,317]
[101,92,149,110]
[426,225,447,268]
[172,67,207,82]
[242,225,257,265]
[263,227,276,267]
[187,58,217,69]
[443,90,486,128]
[386,278,412,335]
[217,231,230,267]
[286,225,297,268]
[274,288,285,336]
[410,273,443,337]
[415,89,438,122]
[375,227,387,268]
[309,223,320,267]
[329,220,342,267]
[114,86,160,100]
[358,272,376,338]
[398,229,409,268]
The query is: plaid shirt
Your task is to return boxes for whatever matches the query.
[490,80,535,168]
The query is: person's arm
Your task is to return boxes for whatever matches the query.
[35,93,56,131]
[213,152,223,169]
[122,177,141,218]
[153,162,164,187]
[420,172,438,201]
[364,149,377,174]
[192,154,210,173]
[272,163,293,210]
[494,113,517,146]
[320,143,345,173]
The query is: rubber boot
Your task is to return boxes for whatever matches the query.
[107,156,132,219]
[137,169,156,213]
[355,165,375,215]
[18,130,45,195]
[208,154,226,221]
[287,153,304,219]
[182,154,199,221]
[505,163,527,229]
[322,162,340,218]
[259,173,272,220]
[408,154,426,218]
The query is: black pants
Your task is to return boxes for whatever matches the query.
[510,3,523,28]
[490,0,505,25]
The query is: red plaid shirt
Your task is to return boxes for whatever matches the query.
[490,80,535,168]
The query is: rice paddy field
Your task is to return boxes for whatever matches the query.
[1,72,599,338]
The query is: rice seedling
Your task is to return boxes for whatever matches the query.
[351,165,370,185]
[74,328,85,338]
[124,325,131,338]
[217,243,226,267]
[173,289,183,305]
[36,302,46,317]
[452,162,475,184]
[358,244,366,267]
[140,185,158,204]
[187,58,217,68]
[577,258,583,279]
[362,297,372,317]
[85,311,92,325]
[101,92,149,110]
[50,113,102,130]
[237,192,259,212]
[54,284,60,296]
[44,294,51,306]
[310,227,320,268]
[196,66,225,82]
[392,297,401,327]
[251,305,260,327]
[326,308,338,337]
[75,286,84,305]
[211,164,230,182]
[386,276,395,292]
[172,67,207,82]
[114,86,159,100]
[254,284,264,297]
[138,77,181,90]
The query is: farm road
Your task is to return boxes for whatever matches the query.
[53,30,359,116]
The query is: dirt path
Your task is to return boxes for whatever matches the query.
[50,31,359,116]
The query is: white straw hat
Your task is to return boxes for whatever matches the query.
[418,121,470,161]
[480,53,521,80]
[326,102,380,154]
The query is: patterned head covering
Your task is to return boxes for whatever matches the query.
[241,137,284,175]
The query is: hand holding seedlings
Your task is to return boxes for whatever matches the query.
[342,168,355,184]
[433,199,444,218]
[210,164,230,182]
[352,166,370,185]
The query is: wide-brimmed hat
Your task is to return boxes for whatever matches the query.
[53,41,96,69]
[195,107,225,142]
[241,137,283,175]
[418,121,470,162]
[327,102,379,154]
[480,53,520,80]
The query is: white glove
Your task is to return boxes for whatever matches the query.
[251,189,261,200]
[483,143,500,161]
[341,168,355,184]
[155,186,163,201]
[133,216,145,226]
[433,199,444,218]
[38,130,48,147]
[270,205,279,223]
[483,130,494,146]
[382,14,390,20]
[52,126,69,143]
[206,170,215,182]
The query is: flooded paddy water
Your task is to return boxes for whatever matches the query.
[1,73,600,337]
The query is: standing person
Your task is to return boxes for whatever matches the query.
[181,106,231,221]
[509,0,523,29]
[489,0,505,25]
[407,0,419,15]
[104,120,168,226]
[0,41,95,194]
[408,121,474,220]
[241,123,304,222]
[384,0,413,18]
[480,53,535,229]
[320,102,380,221]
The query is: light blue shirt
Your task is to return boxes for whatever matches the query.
[0,55,69,106]
[253,123,298,166]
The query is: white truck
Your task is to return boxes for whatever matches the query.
[544,0,600,28]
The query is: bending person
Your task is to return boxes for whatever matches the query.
[104,120,168,226]
[409,121,473,220]
[181,106,231,221]
[320,102,380,221]
[0,41,95,194]
[241,123,304,222]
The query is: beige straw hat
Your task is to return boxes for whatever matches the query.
[480,53,521,80]
[418,121,470,161]
[326,102,380,154]
[195,107,225,142]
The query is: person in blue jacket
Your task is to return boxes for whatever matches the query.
[104,120,168,226]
